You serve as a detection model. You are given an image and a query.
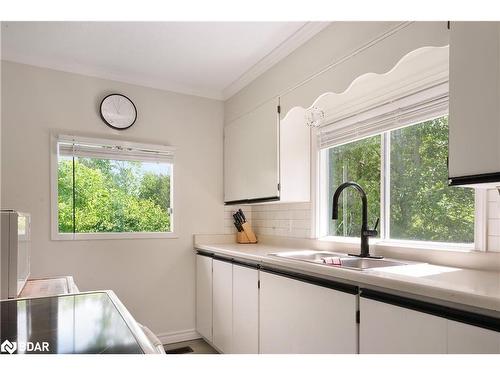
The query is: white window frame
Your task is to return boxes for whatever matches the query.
[50,134,178,240]
[316,116,486,252]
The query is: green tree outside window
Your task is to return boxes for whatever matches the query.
[58,157,171,233]
[327,116,474,243]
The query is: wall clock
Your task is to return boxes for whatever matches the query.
[100,94,137,130]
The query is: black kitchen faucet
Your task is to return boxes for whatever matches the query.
[332,181,382,259]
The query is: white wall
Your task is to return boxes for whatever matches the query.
[0,61,224,338]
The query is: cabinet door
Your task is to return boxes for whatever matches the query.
[359,297,447,354]
[259,271,357,354]
[212,259,233,353]
[447,320,500,354]
[224,98,279,203]
[195,254,212,341]
[232,265,259,354]
[279,107,310,202]
[449,22,500,182]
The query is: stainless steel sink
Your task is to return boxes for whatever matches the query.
[268,250,411,270]
[268,250,342,263]
[336,257,409,270]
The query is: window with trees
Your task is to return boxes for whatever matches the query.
[53,136,174,239]
[323,115,475,244]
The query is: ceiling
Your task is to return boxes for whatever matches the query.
[1,22,329,100]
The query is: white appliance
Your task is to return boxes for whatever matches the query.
[1,210,31,299]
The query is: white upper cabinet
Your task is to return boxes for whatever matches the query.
[449,22,500,185]
[223,97,310,204]
[224,98,279,203]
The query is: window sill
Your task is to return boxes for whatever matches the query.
[318,236,476,253]
[52,232,179,241]
[375,239,475,253]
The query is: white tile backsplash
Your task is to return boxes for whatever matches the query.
[224,188,500,251]
[250,202,313,238]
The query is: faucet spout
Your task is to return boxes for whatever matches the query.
[331,181,380,258]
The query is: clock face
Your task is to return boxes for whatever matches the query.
[100,94,137,130]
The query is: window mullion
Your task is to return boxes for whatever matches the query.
[380,132,391,240]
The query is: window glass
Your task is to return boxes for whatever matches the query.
[58,156,171,233]
[328,135,381,237]
[324,115,475,244]
[389,116,474,242]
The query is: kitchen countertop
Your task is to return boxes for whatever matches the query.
[194,241,500,315]
[0,291,156,354]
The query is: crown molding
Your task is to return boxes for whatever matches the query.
[222,21,331,100]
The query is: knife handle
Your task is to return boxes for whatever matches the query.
[238,209,247,222]
[233,213,242,225]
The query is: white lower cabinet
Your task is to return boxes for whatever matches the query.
[232,264,259,354]
[195,254,212,341]
[447,320,500,354]
[360,296,500,354]
[259,271,357,354]
[212,259,233,353]
[211,259,259,354]
[198,252,500,355]
[360,297,447,354]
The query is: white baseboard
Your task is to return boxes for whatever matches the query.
[157,329,201,345]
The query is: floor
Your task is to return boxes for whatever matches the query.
[164,339,219,354]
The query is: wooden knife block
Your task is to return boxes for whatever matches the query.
[236,222,258,244]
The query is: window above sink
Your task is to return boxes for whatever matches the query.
[318,115,476,247]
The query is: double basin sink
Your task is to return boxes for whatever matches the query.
[268,250,411,271]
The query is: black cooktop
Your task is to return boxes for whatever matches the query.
[0,292,143,354]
